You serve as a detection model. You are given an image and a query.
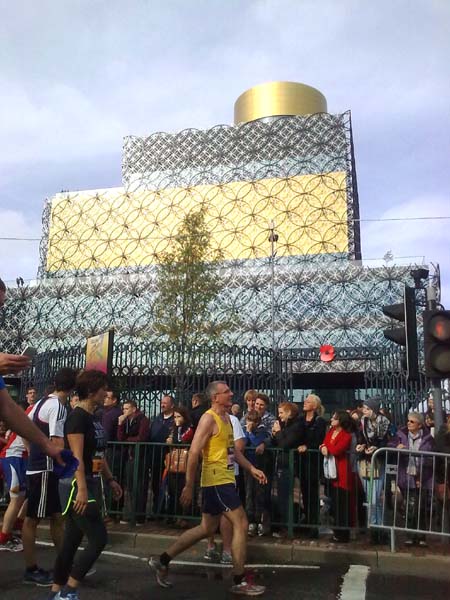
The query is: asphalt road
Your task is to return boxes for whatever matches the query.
[0,546,447,599]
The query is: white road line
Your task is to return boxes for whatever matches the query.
[170,561,319,570]
[36,541,319,569]
[338,564,370,600]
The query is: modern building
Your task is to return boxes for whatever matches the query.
[0,82,437,409]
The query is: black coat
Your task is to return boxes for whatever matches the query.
[435,426,450,484]
[299,414,327,450]
[272,417,305,468]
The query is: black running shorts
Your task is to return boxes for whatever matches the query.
[201,483,242,516]
[26,471,61,518]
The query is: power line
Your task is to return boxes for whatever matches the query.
[0,214,449,242]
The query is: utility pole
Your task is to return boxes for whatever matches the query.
[426,284,444,430]
[268,221,278,352]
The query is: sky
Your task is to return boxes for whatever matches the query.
[0,0,449,301]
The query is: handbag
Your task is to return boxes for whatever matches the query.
[323,455,337,479]
[165,448,189,474]
[358,459,380,480]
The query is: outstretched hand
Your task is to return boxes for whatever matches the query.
[250,466,267,485]
[0,353,31,375]
[45,442,66,466]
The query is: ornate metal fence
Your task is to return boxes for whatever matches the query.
[18,339,429,419]
[20,342,290,416]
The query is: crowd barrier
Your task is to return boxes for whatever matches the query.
[104,443,365,538]
[367,447,450,552]
[1,441,449,553]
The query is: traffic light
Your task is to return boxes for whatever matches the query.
[382,285,419,379]
[423,310,450,378]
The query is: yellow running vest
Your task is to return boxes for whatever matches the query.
[200,409,236,488]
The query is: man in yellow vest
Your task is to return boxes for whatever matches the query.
[149,380,267,596]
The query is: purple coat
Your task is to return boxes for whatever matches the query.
[390,426,436,490]
[102,405,123,442]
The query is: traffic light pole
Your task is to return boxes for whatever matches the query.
[427,285,444,430]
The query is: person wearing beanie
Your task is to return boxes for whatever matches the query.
[363,397,381,413]
[355,397,390,545]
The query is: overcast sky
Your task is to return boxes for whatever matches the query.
[1,0,449,301]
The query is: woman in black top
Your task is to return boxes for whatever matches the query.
[297,394,327,538]
[49,370,122,600]
[271,402,305,536]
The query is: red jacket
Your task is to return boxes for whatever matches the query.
[321,427,353,490]
[117,410,150,443]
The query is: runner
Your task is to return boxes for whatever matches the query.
[149,380,267,596]
[22,368,78,586]
[0,404,33,552]
[47,369,122,600]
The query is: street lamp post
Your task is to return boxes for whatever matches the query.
[268,221,279,351]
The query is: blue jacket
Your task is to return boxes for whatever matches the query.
[149,413,174,444]
[244,425,269,465]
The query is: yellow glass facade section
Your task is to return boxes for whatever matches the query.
[46,172,348,272]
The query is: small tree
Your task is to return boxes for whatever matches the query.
[153,210,230,398]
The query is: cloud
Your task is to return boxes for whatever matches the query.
[0,0,449,305]
[0,81,125,165]
[0,210,41,283]
[361,195,450,303]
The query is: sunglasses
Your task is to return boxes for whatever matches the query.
[407,419,419,424]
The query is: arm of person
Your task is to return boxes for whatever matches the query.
[180,413,214,506]
[101,458,123,500]
[117,417,126,441]
[67,433,89,514]
[234,445,267,484]
[181,426,194,444]
[316,418,327,447]
[47,400,66,451]
[0,388,63,463]
[0,353,31,375]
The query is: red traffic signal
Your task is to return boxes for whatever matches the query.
[320,344,336,362]
[423,310,450,378]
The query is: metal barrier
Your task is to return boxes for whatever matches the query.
[103,443,366,539]
[367,447,450,552]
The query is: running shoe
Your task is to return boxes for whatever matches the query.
[148,557,172,588]
[23,567,53,586]
[0,536,23,552]
[230,577,265,596]
[220,551,233,565]
[57,589,80,599]
[203,544,221,562]
[248,523,257,536]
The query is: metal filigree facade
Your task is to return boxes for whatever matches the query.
[39,112,360,278]
[0,110,438,375]
[0,262,428,361]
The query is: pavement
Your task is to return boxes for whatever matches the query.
[34,519,450,581]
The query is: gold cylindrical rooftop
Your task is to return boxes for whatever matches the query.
[234,81,327,124]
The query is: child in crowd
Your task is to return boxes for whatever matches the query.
[165,406,194,525]
[244,410,269,536]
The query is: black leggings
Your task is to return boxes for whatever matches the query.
[53,502,107,585]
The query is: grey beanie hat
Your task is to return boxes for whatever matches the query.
[363,397,381,413]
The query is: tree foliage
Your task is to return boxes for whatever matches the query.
[153,210,228,351]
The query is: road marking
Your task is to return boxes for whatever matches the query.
[338,564,369,600]
[37,541,319,569]
[170,561,319,570]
